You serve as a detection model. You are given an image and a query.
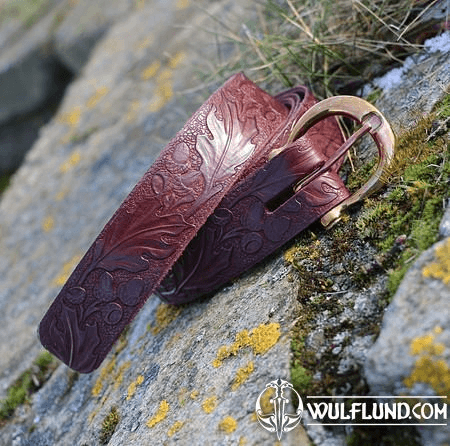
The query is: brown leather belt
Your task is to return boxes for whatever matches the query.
[39,73,395,373]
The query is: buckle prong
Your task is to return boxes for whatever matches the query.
[275,96,395,228]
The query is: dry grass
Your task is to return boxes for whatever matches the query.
[205,0,447,98]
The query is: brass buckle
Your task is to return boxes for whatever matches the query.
[273,96,395,228]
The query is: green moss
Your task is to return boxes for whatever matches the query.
[0,351,58,421]
[352,95,450,298]
[287,94,450,404]
[291,365,312,393]
[0,172,13,195]
[365,88,382,105]
[99,406,120,445]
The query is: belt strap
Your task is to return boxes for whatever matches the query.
[39,73,394,373]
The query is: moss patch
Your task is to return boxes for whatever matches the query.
[0,171,13,196]
[286,94,450,401]
[0,351,58,422]
[99,406,120,445]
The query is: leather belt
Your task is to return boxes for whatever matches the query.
[39,73,395,373]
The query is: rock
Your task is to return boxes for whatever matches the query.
[0,0,74,175]
[0,0,310,444]
[368,32,450,133]
[0,0,449,444]
[364,239,450,445]
[53,0,137,74]
[361,32,450,446]
[0,0,68,125]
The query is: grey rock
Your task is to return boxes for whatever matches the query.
[365,240,450,445]
[372,33,450,132]
[0,0,449,445]
[362,33,450,446]
[0,0,68,124]
[358,32,450,162]
[0,0,73,175]
[0,0,310,445]
[53,0,136,73]
[303,412,346,446]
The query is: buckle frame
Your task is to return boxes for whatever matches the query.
[273,96,395,228]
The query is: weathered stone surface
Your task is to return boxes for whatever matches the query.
[369,33,450,132]
[364,240,450,445]
[0,0,67,124]
[1,0,449,444]
[53,0,137,74]
[0,0,310,444]
[362,32,450,446]
[0,0,73,175]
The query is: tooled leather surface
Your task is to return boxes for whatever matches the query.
[38,73,294,373]
[157,97,350,304]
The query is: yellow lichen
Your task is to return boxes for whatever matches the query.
[42,215,54,233]
[126,99,141,122]
[141,60,161,80]
[148,82,173,113]
[176,0,189,9]
[410,333,445,356]
[134,0,146,9]
[88,408,98,424]
[59,106,81,128]
[52,254,83,287]
[92,358,116,397]
[259,387,275,413]
[218,416,237,434]
[167,420,184,437]
[423,238,450,285]
[156,68,172,83]
[213,323,280,367]
[126,374,144,400]
[190,390,199,399]
[231,361,254,391]
[146,400,170,428]
[202,396,218,414]
[404,355,450,396]
[60,150,81,173]
[168,51,185,69]
[135,35,154,50]
[113,361,131,390]
[250,412,258,422]
[404,328,450,396]
[149,303,183,335]
[86,86,109,108]
[55,187,69,201]
[250,323,281,355]
[239,437,247,446]
[148,68,173,113]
